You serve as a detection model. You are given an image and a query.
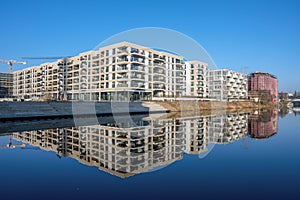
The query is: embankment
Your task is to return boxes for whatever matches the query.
[156,100,277,116]
[0,101,168,121]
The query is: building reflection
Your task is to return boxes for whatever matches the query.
[248,109,278,139]
[12,111,276,178]
[279,108,290,118]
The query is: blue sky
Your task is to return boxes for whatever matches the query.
[0,0,299,92]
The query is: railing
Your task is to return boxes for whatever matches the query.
[117,83,128,87]
[117,49,129,54]
[153,69,165,74]
[153,84,165,90]
[131,75,145,79]
[131,57,145,63]
[130,65,145,71]
[116,66,128,71]
[116,58,128,63]
[131,82,145,88]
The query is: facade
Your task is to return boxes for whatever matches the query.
[13,112,249,177]
[13,42,278,102]
[0,72,13,98]
[183,113,248,154]
[279,92,289,101]
[248,72,278,103]
[13,42,186,101]
[184,61,209,98]
[208,69,248,100]
[248,109,278,139]
[13,118,186,178]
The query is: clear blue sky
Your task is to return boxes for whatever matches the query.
[0,0,299,92]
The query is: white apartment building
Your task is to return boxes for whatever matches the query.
[13,42,250,101]
[208,69,248,100]
[13,118,185,178]
[13,42,186,101]
[13,112,248,177]
[185,61,209,98]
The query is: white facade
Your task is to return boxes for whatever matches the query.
[13,112,249,177]
[13,42,186,101]
[185,61,209,98]
[13,42,250,101]
[208,69,248,100]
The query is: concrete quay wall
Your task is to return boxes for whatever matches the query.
[0,101,169,121]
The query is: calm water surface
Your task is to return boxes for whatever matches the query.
[1,110,300,200]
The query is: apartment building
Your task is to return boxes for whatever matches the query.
[13,118,185,178]
[208,69,248,100]
[13,112,249,177]
[248,109,278,139]
[183,116,209,154]
[248,72,278,103]
[0,72,13,98]
[185,61,209,98]
[13,42,186,101]
[208,113,248,144]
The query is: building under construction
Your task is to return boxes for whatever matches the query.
[0,72,13,98]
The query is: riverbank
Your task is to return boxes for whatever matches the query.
[0,101,168,121]
[156,100,277,116]
[0,100,276,121]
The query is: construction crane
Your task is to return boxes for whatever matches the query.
[0,135,25,149]
[0,59,27,73]
[0,135,39,150]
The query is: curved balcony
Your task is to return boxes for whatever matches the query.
[153,67,165,75]
[153,84,165,90]
[130,48,145,57]
[130,65,145,72]
[130,74,145,81]
[153,75,166,84]
[116,57,129,64]
[130,81,145,89]
[130,57,145,65]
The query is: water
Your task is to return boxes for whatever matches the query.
[1,109,300,199]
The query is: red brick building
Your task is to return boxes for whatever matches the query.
[248,109,278,139]
[248,72,278,103]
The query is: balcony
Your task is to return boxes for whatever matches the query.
[130,48,145,56]
[117,82,129,87]
[153,68,165,74]
[153,55,165,62]
[131,82,145,88]
[176,65,183,70]
[130,65,144,71]
[116,65,128,71]
[176,72,184,77]
[116,73,129,79]
[116,57,128,63]
[153,75,165,83]
[130,74,145,80]
[153,63,166,69]
[117,47,129,55]
[92,54,100,59]
[153,84,165,90]
[131,57,145,64]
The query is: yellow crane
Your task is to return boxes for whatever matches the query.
[0,59,27,73]
[0,135,26,149]
[0,135,40,150]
